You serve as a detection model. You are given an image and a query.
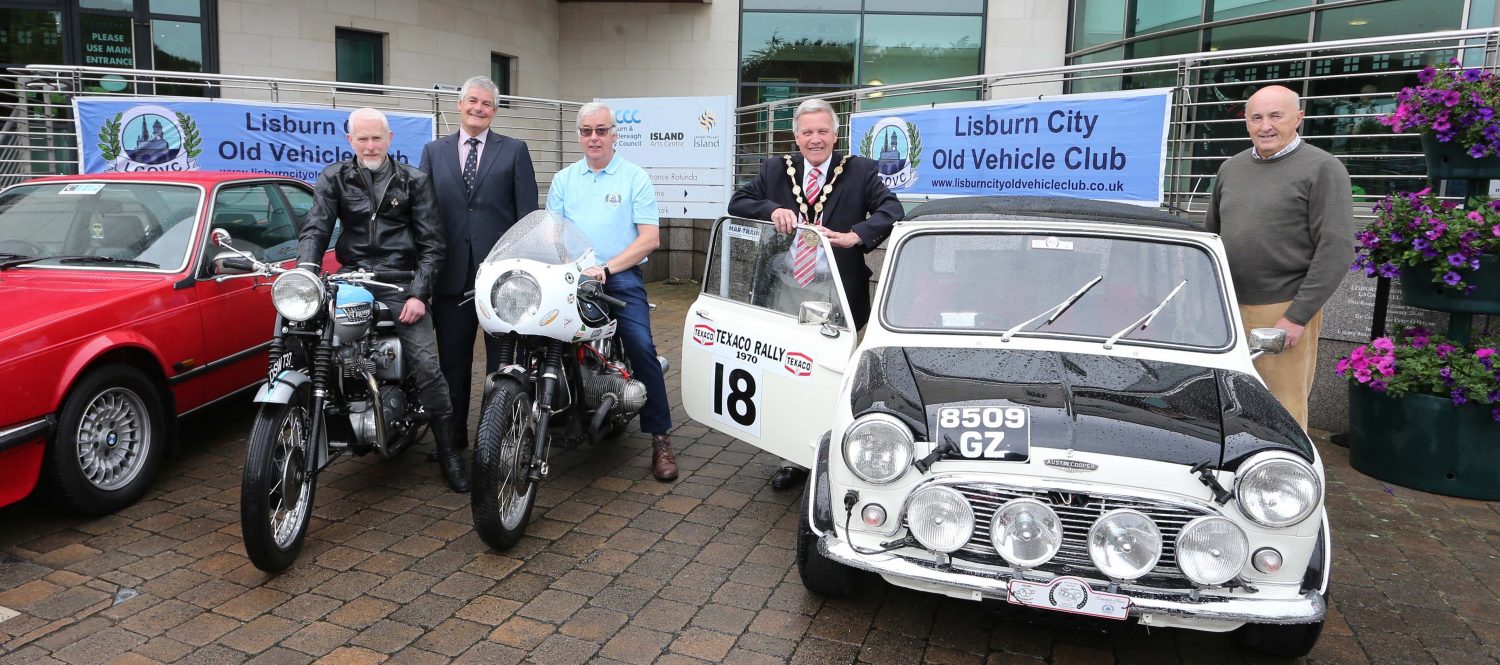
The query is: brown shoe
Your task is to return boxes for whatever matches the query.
[651,435,679,482]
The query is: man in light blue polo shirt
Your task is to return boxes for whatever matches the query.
[547,102,677,482]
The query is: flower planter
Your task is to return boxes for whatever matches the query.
[1398,254,1500,314]
[1347,385,1500,500]
[1421,133,1500,180]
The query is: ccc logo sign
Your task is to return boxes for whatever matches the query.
[614,109,641,124]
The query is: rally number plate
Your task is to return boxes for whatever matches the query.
[934,405,1030,461]
[1007,576,1130,620]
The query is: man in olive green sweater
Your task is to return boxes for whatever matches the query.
[1205,85,1354,430]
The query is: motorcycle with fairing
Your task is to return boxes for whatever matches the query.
[212,230,429,572]
[470,210,658,550]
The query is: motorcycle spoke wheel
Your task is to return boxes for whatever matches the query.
[241,386,319,573]
[472,379,539,551]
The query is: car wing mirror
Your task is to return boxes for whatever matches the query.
[1248,327,1286,359]
[210,228,232,247]
[799,301,843,339]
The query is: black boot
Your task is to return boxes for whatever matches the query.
[434,416,470,493]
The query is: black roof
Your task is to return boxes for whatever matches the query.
[904,196,1203,232]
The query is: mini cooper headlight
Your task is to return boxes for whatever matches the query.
[842,414,913,484]
[1088,509,1162,581]
[271,269,324,322]
[989,499,1063,569]
[1175,516,1250,586]
[1235,454,1321,528]
[906,486,974,553]
[491,270,542,324]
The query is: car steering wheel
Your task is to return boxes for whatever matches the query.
[0,237,45,257]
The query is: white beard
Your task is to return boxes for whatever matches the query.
[359,155,387,170]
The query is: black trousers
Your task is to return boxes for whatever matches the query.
[432,294,505,425]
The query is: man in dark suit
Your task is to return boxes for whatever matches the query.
[419,75,539,460]
[728,98,904,490]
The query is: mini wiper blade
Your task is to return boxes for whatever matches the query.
[1000,275,1103,342]
[0,256,43,270]
[56,255,161,268]
[1103,279,1187,350]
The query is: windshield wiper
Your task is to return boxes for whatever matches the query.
[55,255,161,268]
[1000,275,1103,342]
[0,255,42,270]
[1103,279,1187,350]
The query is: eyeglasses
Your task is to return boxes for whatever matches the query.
[578,126,614,137]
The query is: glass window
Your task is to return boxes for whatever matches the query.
[0,182,202,271]
[703,218,848,325]
[743,0,859,9]
[741,12,859,91]
[1205,14,1309,51]
[150,19,203,95]
[1067,47,1125,93]
[864,0,982,11]
[1072,0,1126,50]
[336,27,383,85]
[491,53,513,96]
[1212,0,1308,21]
[211,184,298,263]
[80,0,133,11]
[149,0,201,17]
[1134,0,1199,36]
[1317,0,1464,41]
[0,9,63,66]
[277,183,314,223]
[882,233,1231,349]
[81,13,134,69]
[859,14,981,109]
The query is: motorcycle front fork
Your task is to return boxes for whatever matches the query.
[525,340,566,482]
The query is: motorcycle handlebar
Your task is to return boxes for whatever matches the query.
[578,279,627,309]
[221,257,257,272]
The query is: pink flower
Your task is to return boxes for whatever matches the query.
[1355,367,1373,382]
[1376,357,1396,377]
[1372,337,1395,352]
[1336,358,1350,376]
[1479,348,1496,359]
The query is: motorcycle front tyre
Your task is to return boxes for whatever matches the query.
[241,384,318,573]
[472,377,539,551]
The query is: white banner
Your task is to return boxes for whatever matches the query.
[599,95,734,219]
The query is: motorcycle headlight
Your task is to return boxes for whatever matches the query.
[271,269,324,322]
[989,498,1063,569]
[1175,516,1250,586]
[905,486,974,553]
[1087,509,1162,581]
[1235,454,1321,528]
[841,414,913,484]
[490,270,542,325]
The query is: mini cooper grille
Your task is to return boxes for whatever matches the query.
[948,482,1213,586]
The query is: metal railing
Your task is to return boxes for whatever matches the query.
[0,66,586,191]
[734,28,1500,216]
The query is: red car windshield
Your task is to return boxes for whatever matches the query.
[0,182,202,271]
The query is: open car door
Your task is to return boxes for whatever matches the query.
[680,217,859,468]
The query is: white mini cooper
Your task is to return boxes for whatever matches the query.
[681,196,1328,658]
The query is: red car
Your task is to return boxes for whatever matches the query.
[0,171,337,515]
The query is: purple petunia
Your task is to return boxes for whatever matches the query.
[1449,252,1468,267]
[1451,388,1469,406]
[1378,263,1400,278]
[1444,271,1463,285]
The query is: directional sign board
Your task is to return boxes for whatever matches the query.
[600,96,733,219]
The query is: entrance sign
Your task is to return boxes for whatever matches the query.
[599,96,734,219]
[74,97,436,183]
[850,89,1171,205]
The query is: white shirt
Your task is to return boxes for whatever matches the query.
[1251,134,1301,161]
[459,129,487,171]
[804,155,831,196]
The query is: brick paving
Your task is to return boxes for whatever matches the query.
[1,280,1498,664]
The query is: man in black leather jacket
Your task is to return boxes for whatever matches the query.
[295,107,469,493]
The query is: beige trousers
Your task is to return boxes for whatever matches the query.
[1239,302,1322,431]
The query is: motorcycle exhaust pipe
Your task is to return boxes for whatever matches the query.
[656,355,670,374]
[362,371,392,458]
[589,393,618,440]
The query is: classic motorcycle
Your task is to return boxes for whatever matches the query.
[212,230,429,572]
[470,210,659,551]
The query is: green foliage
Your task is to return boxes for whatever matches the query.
[97,112,123,161]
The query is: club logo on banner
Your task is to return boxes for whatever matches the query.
[860,118,922,190]
[74,97,435,183]
[96,105,202,173]
[850,89,1170,205]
